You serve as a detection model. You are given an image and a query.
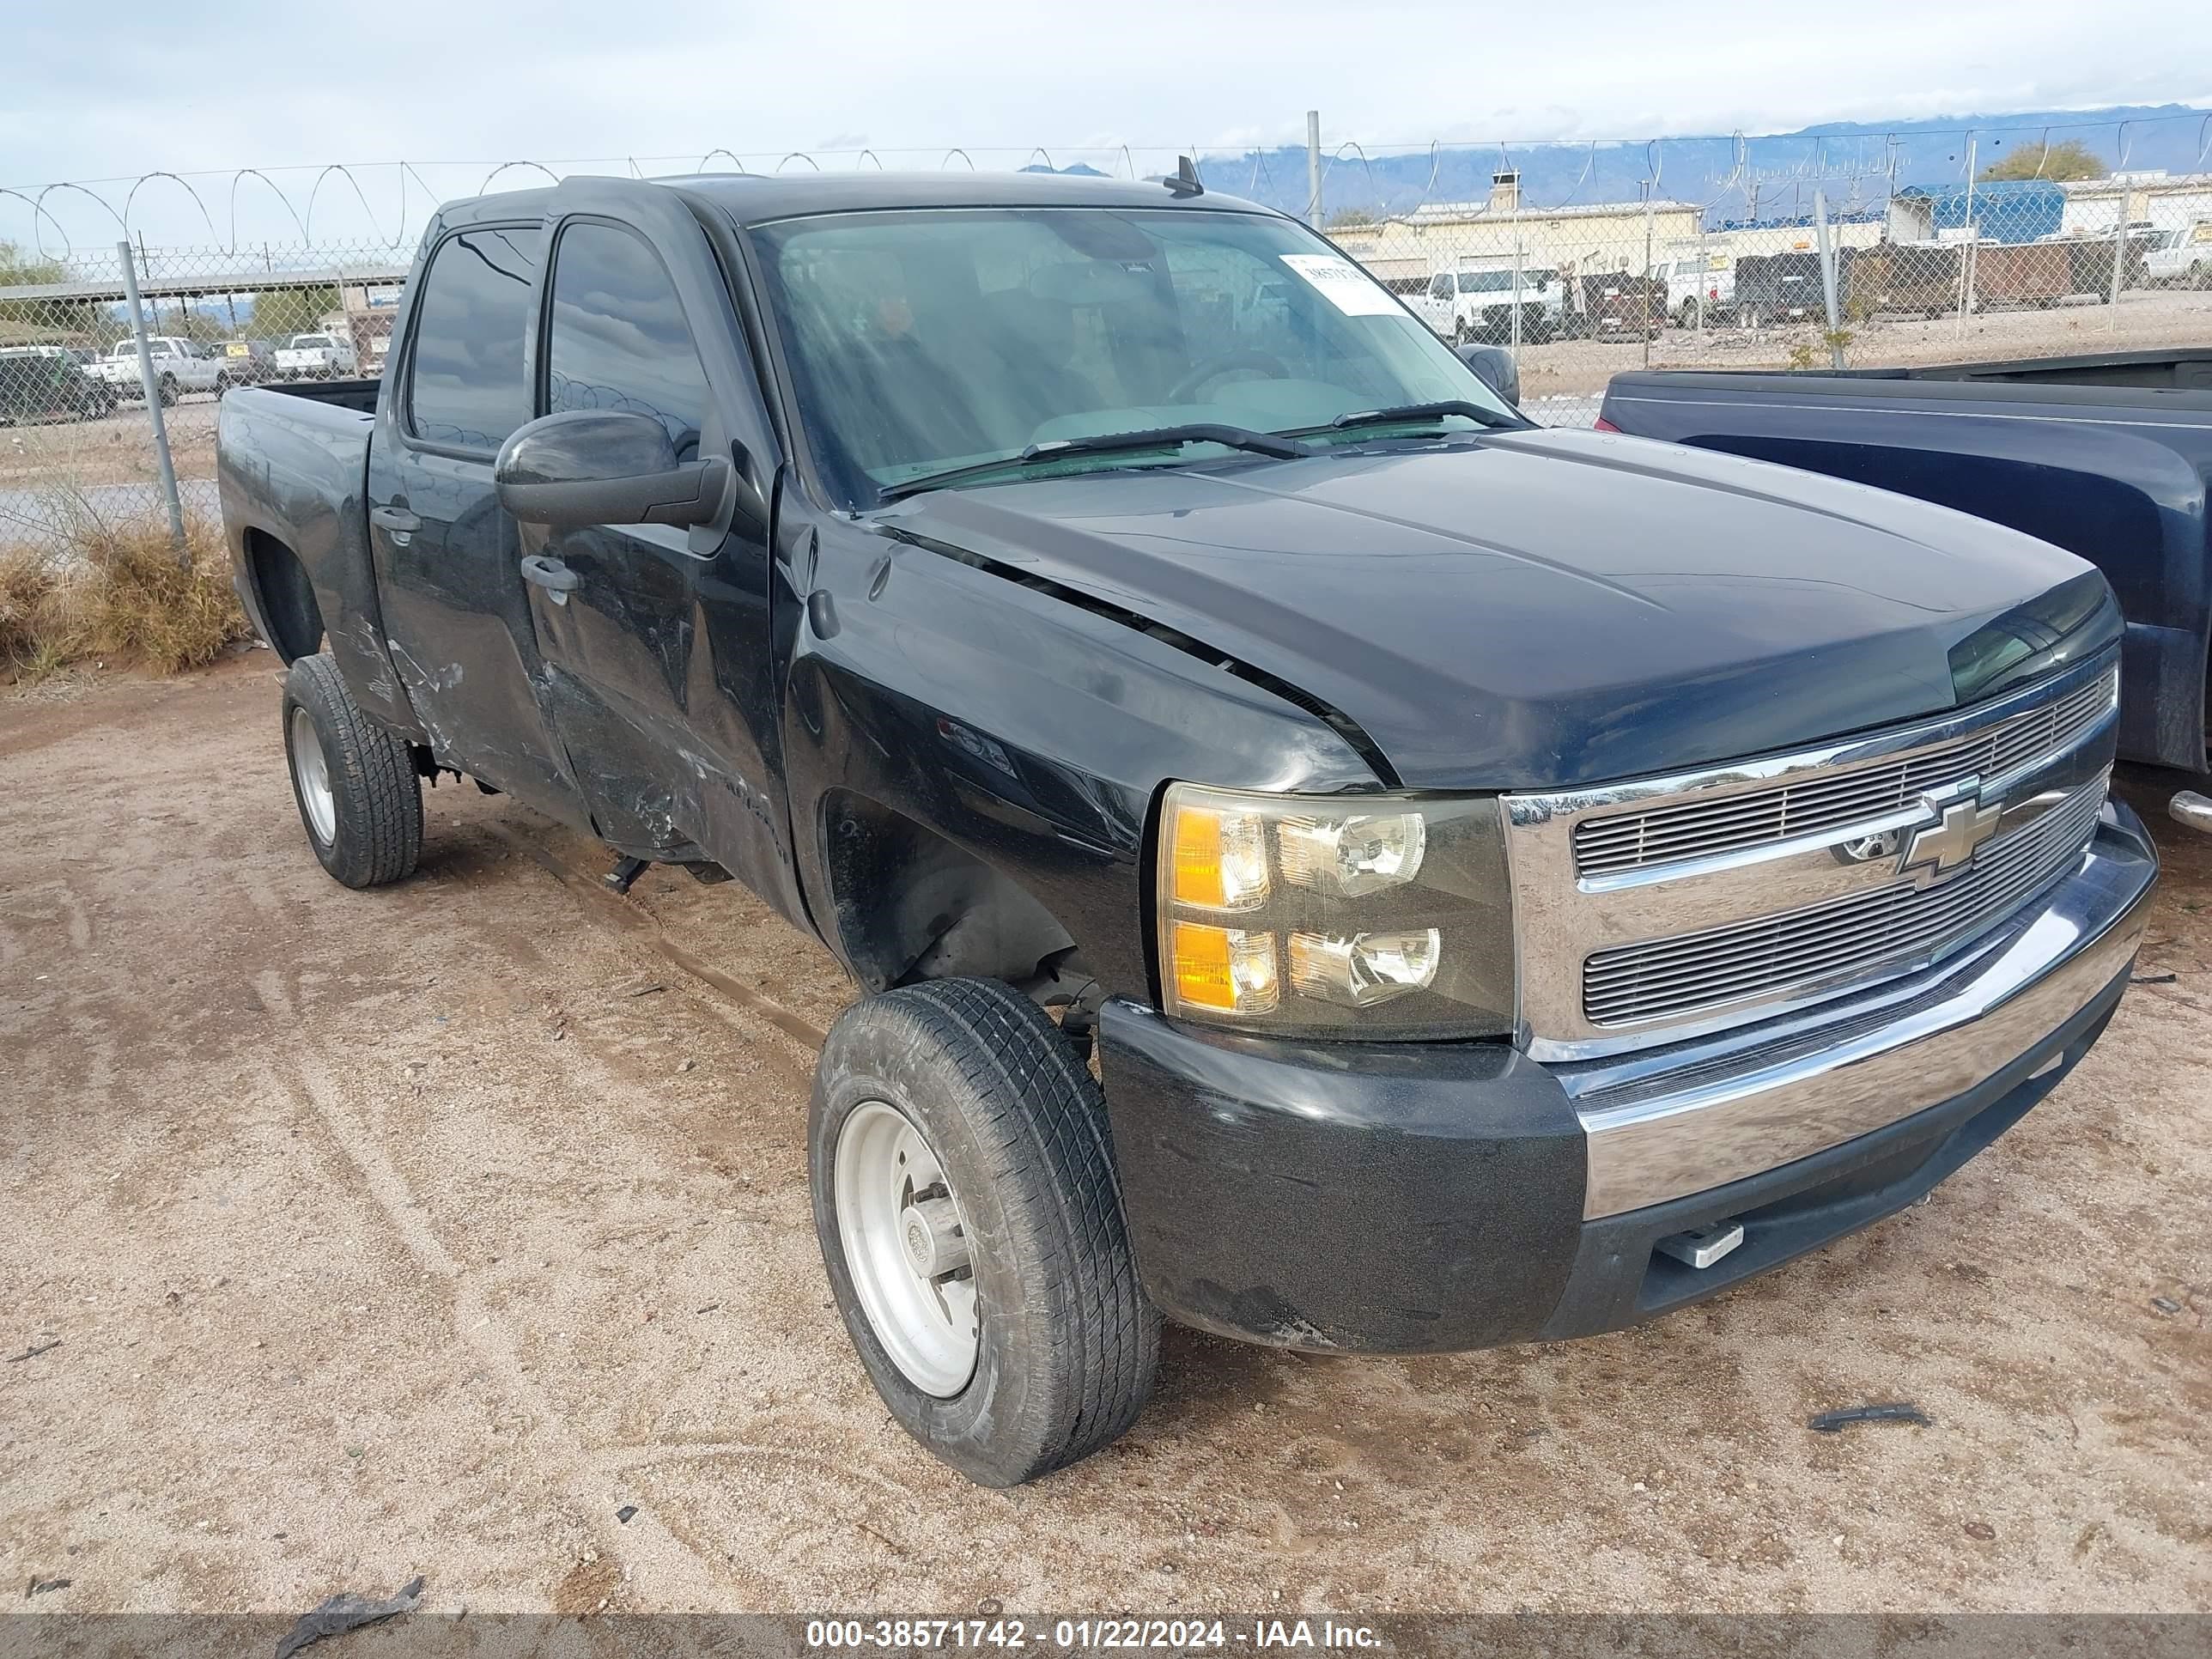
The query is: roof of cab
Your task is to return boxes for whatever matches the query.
[674,170,1273,225]
[438,170,1273,232]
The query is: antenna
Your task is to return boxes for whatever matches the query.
[1163,155,1204,198]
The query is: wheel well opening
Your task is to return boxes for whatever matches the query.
[822,793,1081,1002]
[244,528,325,663]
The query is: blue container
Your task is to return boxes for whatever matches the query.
[1896,180,2065,244]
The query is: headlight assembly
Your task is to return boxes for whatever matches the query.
[1155,782,1516,1039]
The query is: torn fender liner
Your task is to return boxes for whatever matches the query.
[275,1575,425,1659]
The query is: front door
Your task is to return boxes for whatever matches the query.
[515,194,793,913]
[365,220,587,826]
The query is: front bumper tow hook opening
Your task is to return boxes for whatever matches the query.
[1656,1219,1746,1271]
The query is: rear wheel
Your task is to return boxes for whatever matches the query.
[810,978,1158,1486]
[281,652,422,888]
[156,374,178,407]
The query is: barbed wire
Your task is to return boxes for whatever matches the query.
[7,117,2211,559]
[9,107,2211,252]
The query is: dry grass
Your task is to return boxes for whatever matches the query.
[0,516,248,681]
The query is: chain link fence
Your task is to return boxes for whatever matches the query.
[2,235,410,556]
[6,137,2212,561]
[1324,160,2212,424]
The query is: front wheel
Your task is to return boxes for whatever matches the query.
[810,978,1159,1486]
[282,652,422,888]
[156,374,178,407]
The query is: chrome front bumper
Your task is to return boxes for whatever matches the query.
[1553,799,2158,1219]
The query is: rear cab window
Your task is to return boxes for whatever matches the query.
[404,224,544,451]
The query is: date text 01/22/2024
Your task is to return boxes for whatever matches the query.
[804,1619,1385,1650]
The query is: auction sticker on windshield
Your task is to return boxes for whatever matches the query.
[1279,252,1397,315]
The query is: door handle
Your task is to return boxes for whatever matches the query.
[368,503,421,545]
[520,554,580,599]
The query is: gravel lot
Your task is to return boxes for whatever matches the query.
[2,658,2207,1621]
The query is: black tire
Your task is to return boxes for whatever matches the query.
[156,374,178,407]
[810,978,1159,1486]
[281,651,422,889]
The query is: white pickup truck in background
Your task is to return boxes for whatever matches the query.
[1409,261,1566,343]
[2141,222,2212,288]
[273,332,362,379]
[1652,252,1737,327]
[88,336,228,404]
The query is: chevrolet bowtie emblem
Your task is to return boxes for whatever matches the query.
[1899,784,2004,884]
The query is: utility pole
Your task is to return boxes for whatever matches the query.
[1305,110,1322,227]
[1956,134,1978,339]
[1814,189,1845,368]
[117,240,188,560]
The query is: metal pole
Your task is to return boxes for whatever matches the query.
[1814,189,1845,368]
[1305,110,1322,226]
[1510,226,1523,361]
[1695,220,1708,334]
[1955,135,1976,339]
[2108,191,2127,330]
[1641,199,1654,368]
[117,240,188,559]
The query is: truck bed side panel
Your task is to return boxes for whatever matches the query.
[216,386,419,735]
[1601,370,2212,771]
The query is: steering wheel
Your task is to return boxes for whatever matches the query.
[1167,350,1291,404]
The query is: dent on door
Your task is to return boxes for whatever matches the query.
[524,526,790,905]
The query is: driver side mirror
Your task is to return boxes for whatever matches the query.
[495,410,732,530]
[1455,343,1521,410]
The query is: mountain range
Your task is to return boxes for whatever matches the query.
[1028,104,2212,224]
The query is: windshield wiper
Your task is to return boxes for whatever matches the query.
[1289,400,1522,437]
[878,422,1317,503]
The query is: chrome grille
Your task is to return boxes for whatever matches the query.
[1580,775,2106,1028]
[1573,666,2117,877]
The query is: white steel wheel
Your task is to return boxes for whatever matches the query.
[832,1099,980,1398]
[289,703,337,846]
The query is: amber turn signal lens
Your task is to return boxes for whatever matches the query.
[1170,804,1270,911]
[1169,921,1279,1016]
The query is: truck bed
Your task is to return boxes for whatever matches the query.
[258,376,384,414]
[1601,350,2212,772]
[1735,348,2212,394]
[216,382,397,722]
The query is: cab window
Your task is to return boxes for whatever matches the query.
[544,221,710,460]
[405,224,543,450]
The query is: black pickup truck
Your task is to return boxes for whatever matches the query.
[220,169,2157,1486]
[1601,350,2212,790]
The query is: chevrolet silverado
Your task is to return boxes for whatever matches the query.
[218,167,2157,1486]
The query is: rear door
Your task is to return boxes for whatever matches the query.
[514,185,793,910]
[364,217,588,825]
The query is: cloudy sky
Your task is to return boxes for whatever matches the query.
[6,0,2209,246]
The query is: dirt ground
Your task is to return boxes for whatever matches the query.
[0,657,2206,1621]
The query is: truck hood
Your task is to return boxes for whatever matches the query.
[879,428,2112,790]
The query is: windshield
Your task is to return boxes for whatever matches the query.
[289,334,334,349]
[751,206,1510,504]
